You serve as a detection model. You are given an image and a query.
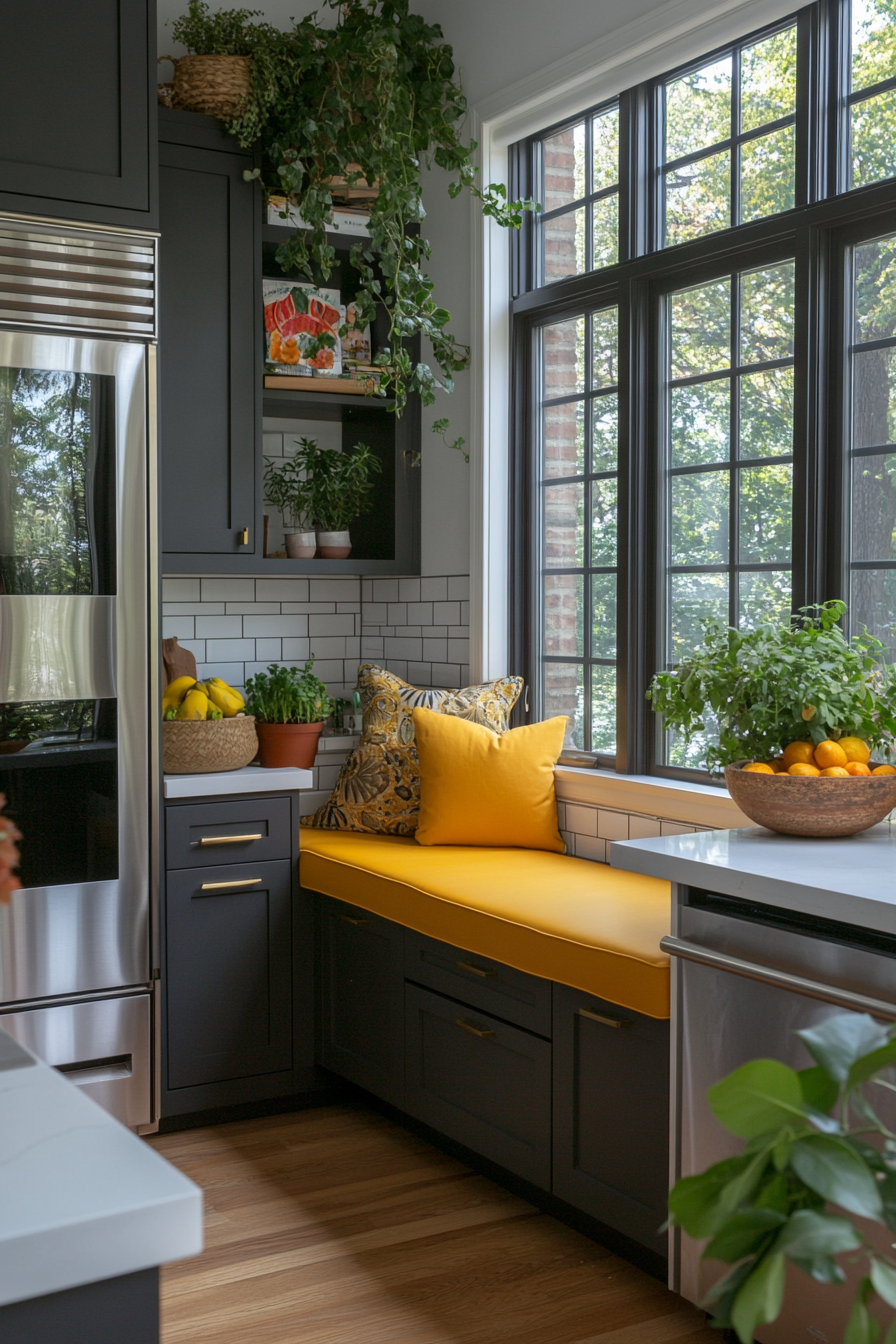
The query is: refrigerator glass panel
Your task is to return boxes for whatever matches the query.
[0,367,116,596]
[0,698,117,888]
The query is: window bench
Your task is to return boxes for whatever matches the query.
[300,830,672,1260]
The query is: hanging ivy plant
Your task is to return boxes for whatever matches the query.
[170,0,539,424]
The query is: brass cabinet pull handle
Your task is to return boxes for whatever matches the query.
[579,1008,632,1029]
[339,914,368,926]
[456,960,497,979]
[238,527,249,545]
[200,878,263,892]
[199,833,263,846]
[455,1018,496,1040]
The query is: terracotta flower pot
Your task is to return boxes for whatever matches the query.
[284,529,317,559]
[255,720,325,768]
[316,529,351,559]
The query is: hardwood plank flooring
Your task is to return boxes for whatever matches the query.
[149,1103,718,1344]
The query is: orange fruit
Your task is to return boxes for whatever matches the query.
[788,762,821,776]
[769,758,788,773]
[838,736,871,765]
[742,762,774,774]
[845,761,871,776]
[814,740,848,770]
[820,766,849,777]
[872,764,896,776]
[782,741,816,768]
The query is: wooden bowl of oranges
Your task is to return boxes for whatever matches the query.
[725,738,896,837]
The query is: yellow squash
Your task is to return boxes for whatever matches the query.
[161,675,197,717]
[205,677,245,718]
[175,688,210,720]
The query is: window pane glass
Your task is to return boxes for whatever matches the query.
[852,0,896,92]
[543,574,584,656]
[592,107,619,191]
[741,27,797,132]
[851,452,896,560]
[665,151,730,246]
[670,572,729,658]
[740,262,795,365]
[592,572,617,658]
[671,381,730,468]
[592,309,619,388]
[591,665,617,754]
[851,568,896,658]
[543,122,586,210]
[739,463,793,562]
[543,207,586,282]
[543,317,586,399]
[665,56,732,161]
[544,481,584,567]
[740,368,795,458]
[740,126,795,223]
[852,89,896,188]
[852,347,896,448]
[855,236,896,342]
[543,399,585,479]
[592,193,618,269]
[670,280,731,379]
[544,662,584,746]
[591,395,618,472]
[739,570,792,629]
[591,478,618,566]
[671,470,729,565]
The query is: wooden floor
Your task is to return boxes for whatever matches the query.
[149,1103,719,1344]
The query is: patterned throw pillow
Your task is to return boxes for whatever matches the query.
[301,664,523,835]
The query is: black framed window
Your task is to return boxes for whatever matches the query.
[511,0,896,778]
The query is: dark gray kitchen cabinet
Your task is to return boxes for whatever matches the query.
[552,983,670,1255]
[0,0,157,229]
[317,893,406,1107]
[158,108,259,565]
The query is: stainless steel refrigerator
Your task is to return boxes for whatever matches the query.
[0,214,158,1129]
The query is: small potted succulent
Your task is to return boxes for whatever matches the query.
[244,659,334,768]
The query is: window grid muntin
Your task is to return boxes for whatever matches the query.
[537,102,620,286]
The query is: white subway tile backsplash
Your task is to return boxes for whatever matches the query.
[308,636,348,659]
[336,602,361,614]
[225,602,280,615]
[362,579,374,602]
[162,616,195,639]
[256,578,310,602]
[448,575,470,600]
[561,830,574,854]
[365,602,388,623]
[384,637,423,660]
[311,659,350,683]
[195,615,243,638]
[309,578,360,602]
[205,638,257,660]
[309,613,355,637]
[372,578,400,602]
[447,638,470,663]
[398,577,421,602]
[244,614,308,637]
[420,576,448,601]
[565,804,598,836]
[422,638,448,663]
[201,577,256,602]
[197,662,246,687]
[406,602,433,624]
[573,834,608,863]
[162,578,201,602]
[629,815,663,840]
[660,821,695,836]
[281,602,336,615]
[282,637,311,661]
[597,809,630,841]
[387,602,407,625]
[433,601,460,625]
[385,659,408,679]
[162,602,225,616]
[430,663,461,687]
[255,638,282,661]
[361,638,384,659]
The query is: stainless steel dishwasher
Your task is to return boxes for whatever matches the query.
[665,885,896,1344]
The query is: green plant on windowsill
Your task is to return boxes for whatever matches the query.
[646,600,896,774]
[244,659,333,725]
[168,0,540,428]
[669,1012,896,1343]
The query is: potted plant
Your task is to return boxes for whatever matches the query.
[669,1011,896,1343]
[263,450,317,558]
[647,601,896,836]
[163,2,262,117]
[244,659,334,767]
[165,0,539,427]
[281,436,381,558]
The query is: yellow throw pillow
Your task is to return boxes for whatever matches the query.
[413,708,567,852]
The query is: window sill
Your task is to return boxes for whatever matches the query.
[553,766,751,829]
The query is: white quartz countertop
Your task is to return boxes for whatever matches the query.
[611,823,896,933]
[164,764,313,798]
[0,1029,202,1308]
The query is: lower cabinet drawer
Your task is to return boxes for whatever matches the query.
[166,796,292,869]
[404,929,552,1037]
[0,994,151,1129]
[404,982,551,1189]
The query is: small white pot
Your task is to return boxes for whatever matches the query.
[317,529,352,559]
[284,529,317,559]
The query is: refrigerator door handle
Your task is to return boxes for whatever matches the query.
[661,934,896,1020]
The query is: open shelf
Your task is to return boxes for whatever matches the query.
[263,385,394,415]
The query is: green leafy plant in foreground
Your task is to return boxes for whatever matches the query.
[669,1012,896,1342]
[647,600,896,773]
[244,659,333,724]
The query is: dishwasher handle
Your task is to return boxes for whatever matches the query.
[661,934,896,1021]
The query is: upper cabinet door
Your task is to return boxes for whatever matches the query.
[0,0,156,227]
[158,129,259,559]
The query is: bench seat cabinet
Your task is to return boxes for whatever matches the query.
[162,792,317,1118]
[552,983,670,1256]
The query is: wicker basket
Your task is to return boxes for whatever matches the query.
[163,715,258,775]
[158,54,251,119]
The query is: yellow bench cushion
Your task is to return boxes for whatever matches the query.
[299,830,672,1019]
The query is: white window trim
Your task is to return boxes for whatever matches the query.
[468,0,805,688]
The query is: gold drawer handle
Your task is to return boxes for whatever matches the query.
[200,878,263,891]
[339,914,369,926]
[456,1018,496,1040]
[199,833,263,846]
[456,960,497,979]
[579,1008,632,1029]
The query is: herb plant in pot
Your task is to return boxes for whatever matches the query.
[244,660,333,768]
[263,451,317,558]
[647,601,896,837]
[295,436,381,559]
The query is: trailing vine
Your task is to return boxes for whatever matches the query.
[170,0,539,420]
